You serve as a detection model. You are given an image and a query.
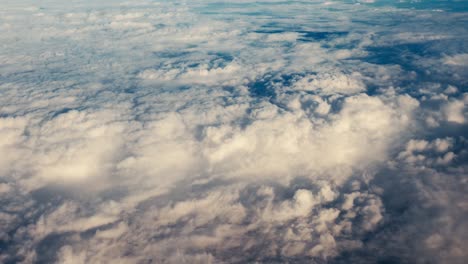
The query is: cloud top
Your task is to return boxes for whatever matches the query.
[0,0,467,263]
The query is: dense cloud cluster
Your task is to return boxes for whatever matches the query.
[0,0,467,263]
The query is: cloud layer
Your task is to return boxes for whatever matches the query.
[0,0,467,263]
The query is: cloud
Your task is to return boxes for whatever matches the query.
[291,72,366,95]
[444,54,468,66]
[0,0,467,263]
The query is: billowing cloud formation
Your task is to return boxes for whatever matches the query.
[0,0,467,263]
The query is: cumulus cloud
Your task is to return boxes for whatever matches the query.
[444,54,468,66]
[0,0,467,263]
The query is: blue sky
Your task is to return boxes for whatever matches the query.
[0,1,467,263]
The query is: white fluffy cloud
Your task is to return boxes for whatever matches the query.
[0,0,467,263]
